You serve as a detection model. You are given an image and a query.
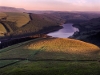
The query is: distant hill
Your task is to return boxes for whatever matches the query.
[0,6,26,12]
[0,10,100,39]
[0,12,62,38]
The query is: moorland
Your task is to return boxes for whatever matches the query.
[0,6,100,75]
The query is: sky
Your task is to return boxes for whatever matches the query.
[0,0,100,11]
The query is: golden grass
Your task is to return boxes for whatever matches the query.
[4,12,30,27]
[0,23,7,32]
[0,12,30,27]
[0,38,99,60]
[28,38,100,54]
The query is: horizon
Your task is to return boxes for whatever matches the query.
[0,0,100,11]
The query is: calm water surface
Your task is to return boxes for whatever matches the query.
[47,23,79,38]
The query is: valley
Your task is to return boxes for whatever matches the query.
[0,11,100,48]
[0,6,100,75]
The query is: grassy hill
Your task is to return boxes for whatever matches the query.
[0,38,100,75]
[12,13,62,36]
[0,38,99,60]
[0,23,7,36]
[0,12,100,38]
[0,23,7,33]
[0,12,30,37]
[0,12,30,27]
[0,12,62,37]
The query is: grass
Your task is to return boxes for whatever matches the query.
[0,61,100,75]
[28,38,99,54]
[0,23,7,33]
[0,38,100,75]
[5,12,30,27]
[27,38,100,60]
[1,12,30,27]
[2,22,13,33]
[0,38,99,60]
[0,60,20,68]
[0,12,30,34]
[0,13,61,36]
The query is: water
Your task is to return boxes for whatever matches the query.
[47,23,79,38]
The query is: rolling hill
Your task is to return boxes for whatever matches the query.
[0,23,7,36]
[0,38,100,75]
[0,7,100,38]
[0,12,63,38]
[0,12,30,27]
[0,6,100,75]
[0,38,99,60]
[0,12,100,38]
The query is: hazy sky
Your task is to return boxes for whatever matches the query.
[0,0,100,11]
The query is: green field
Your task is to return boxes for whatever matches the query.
[0,11,100,75]
[0,60,20,68]
[0,38,100,75]
[0,61,100,75]
[0,38,99,60]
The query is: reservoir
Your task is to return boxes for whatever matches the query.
[0,23,79,49]
[47,23,79,38]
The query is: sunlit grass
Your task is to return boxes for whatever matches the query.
[28,38,100,54]
[0,38,99,60]
[0,38,100,75]
[5,12,30,27]
[0,23,7,33]
[2,12,30,27]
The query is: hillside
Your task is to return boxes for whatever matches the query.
[0,38,100,75]
[0,6,26,12]
[0,23,7,32]
[0,23,7,36]
[0,12,63,38]
[43,12,100,23]
[0,11,100,39]
[0,12,30,27]
[72,17,100,46]
[0,38,99,60]
[0,6,100,75]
